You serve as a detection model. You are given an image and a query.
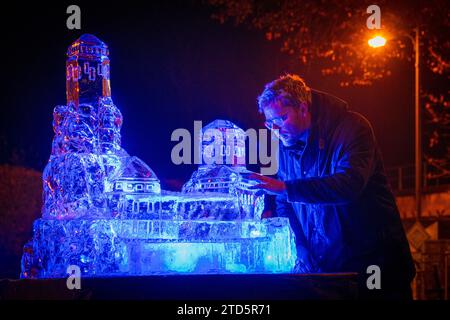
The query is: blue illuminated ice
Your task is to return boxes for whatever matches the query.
[22,218,296,276]
[20,34,297,279]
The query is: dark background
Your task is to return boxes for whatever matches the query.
[0,1,420,278]
[0,1,416,187]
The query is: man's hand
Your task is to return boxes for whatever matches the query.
[246,173,287,196]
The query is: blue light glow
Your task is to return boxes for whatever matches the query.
[20,34,298,278]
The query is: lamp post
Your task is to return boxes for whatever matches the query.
[369,27,422,220]
[414,27,422,220]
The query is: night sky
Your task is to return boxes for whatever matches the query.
[0,1,416,190]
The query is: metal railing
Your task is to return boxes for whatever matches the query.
[386,163,450,193]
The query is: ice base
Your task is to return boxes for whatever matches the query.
[21,217,297,278]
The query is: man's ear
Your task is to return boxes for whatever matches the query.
[299,102,309,117]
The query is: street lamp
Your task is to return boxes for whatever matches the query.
[368,28,422,220]
[368,35,386,48]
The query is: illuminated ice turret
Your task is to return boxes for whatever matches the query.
[183,120,264,219]
[201,119,246,167]
[41,34,159,219]
[66,34,111,110]
[21,35,297,279]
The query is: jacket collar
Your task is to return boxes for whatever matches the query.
[280,89,348,154]
[309,89,349,144]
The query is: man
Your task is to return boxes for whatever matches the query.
[249,74,416,299]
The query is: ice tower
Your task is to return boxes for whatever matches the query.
[183,119,265,220]
[21,34,297,278]
[66,34,111,109]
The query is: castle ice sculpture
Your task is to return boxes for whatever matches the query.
[21,34,297,278]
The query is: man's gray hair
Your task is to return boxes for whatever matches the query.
[257,74,312,113]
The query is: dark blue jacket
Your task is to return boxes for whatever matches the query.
[277,89,415,284]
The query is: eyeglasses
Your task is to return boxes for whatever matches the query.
[264,113,289,130]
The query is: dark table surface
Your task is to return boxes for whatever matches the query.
[0,273,359,300]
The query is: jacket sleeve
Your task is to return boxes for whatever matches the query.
[275,193,296,218]
[285,116,376,205]
[275,194,319,272]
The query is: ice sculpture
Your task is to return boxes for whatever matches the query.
[21,34,297,279]
[183,119,265,220]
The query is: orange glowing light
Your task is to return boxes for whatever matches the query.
[368,35,387,48]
